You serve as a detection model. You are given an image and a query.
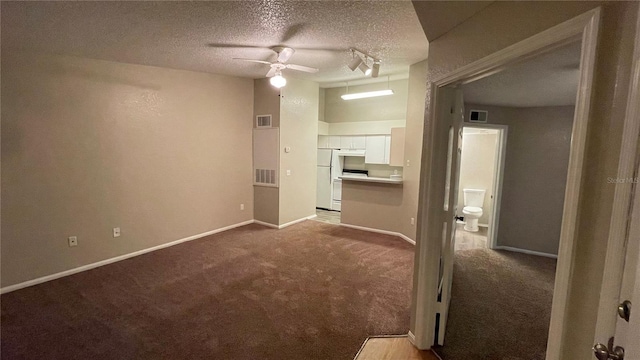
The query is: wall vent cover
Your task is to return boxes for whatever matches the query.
[469,110,488,123]
[256,114,272,128]
[255,169,277,185]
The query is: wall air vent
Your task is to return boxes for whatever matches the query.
[256,114,272,128]
[253,128,279,187]
[255,169,277,185]
[469,110,488,123]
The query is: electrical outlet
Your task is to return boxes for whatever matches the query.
[411,217,415,225]
[406,159,411,167]
[113,227,121,238]
[286,170,291,176]
[68,236,78,247]
[240,203,245,211]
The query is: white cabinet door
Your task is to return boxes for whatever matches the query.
[365,135,387,164]
[352,136,366,149]
[384,135,391,164]
[328,136,341,149]
[340,136,353,149]
[318,135,329,148]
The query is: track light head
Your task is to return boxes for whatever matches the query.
[371,61,380,78]
[348,55,363,71]
[358,62,371,76]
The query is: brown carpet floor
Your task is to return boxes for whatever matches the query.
[434,248,557,360]
[1,221,414,360]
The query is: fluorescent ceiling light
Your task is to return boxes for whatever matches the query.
[341,89,394,100]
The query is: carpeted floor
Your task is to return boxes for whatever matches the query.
[1,221,415,360]
[434,248,557,360]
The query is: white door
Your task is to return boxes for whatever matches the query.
[436,87,464,345]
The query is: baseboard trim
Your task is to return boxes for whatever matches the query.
[0,219,255,294]
[494,245,558,259]
[340,223,416,245]
[253,220,279,229]
[278,214,317,229]
[407,331,416,345]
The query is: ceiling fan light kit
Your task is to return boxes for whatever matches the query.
[231,46,319,89]
[270,72,287,88]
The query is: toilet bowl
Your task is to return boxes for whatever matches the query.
[462,189,486,232]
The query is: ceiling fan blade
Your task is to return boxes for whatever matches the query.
[285,64,319,73]
[266,67,277,78]
[208,43,269,49]
[232,58,272,65]
[280,23,304,43]
[277,47,295,63]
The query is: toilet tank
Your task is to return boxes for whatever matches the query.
[463,189,486,207]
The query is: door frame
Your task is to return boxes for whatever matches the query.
[594,3,640,347]
[459,123,508,250]
[410,8,601,359]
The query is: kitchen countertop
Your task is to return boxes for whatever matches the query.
[339,175,403,184]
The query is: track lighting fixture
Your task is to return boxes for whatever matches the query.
[358,62,372,76]
[347,48,380,78]
[371,61,380,78]
[348,54,363,71]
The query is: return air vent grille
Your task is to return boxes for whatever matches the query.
[255,169,277,185]
[256,114,272,128]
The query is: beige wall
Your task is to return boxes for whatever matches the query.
[399,60,428,240]
[456,130,498,226]
[465,105,575,255]
[278,78,319,225]
[253,78,281,225]
[323,79,409,123]
[339,61,428,239]
[1,51,254,287]
[410,2,639,357]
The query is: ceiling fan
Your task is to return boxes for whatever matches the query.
[233,46,319,88]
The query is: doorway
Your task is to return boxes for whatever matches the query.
[454,125,506,252]
[410,8,601,360]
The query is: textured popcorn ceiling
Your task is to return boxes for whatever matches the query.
[1,1,429,87]
[462,41,582,108]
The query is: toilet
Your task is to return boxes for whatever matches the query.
[462,189,486,232]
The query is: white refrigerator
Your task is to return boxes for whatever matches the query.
[317,149,343,210]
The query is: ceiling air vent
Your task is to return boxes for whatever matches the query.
[256,114,272,128]
[469,110,488,123]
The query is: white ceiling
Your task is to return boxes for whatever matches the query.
[462,41,582,107]
[1,1,429,87]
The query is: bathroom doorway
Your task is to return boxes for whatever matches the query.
[454,125,507,251]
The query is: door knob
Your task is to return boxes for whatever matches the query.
[593,343,625,360]
[594,343,610,360]
[618,300,631,322]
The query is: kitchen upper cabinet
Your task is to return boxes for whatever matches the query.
[340,136,366,150]
[328,136,341,149]
[318,135,329,148]
[365,135,389,164]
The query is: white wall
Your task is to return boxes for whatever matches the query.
[1,51,254,287]
[457,129,498,226]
